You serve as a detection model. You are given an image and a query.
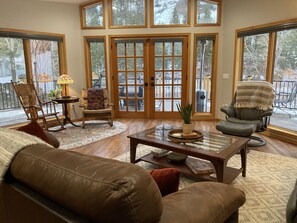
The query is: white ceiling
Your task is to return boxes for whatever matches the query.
[38,0,87,4]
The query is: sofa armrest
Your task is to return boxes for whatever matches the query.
[160,182,245,223]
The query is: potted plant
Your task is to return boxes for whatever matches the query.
[47,85,62,100]
[177,102,193,134]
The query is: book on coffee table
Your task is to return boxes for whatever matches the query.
[185,158,214,174]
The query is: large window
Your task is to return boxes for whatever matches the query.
[30,40,61,101]
[235,19,297,136]
[195,0,221,26]
[80,0,104,29]
[193,34,218,117]
[84,37,107,88]
[152,0,189,27]
[0,29,66,126]
[242,34,269,80]
[109,0,146,28]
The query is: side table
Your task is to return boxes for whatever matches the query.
[52,96,80,127]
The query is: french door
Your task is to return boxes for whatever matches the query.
[111,35,188,119]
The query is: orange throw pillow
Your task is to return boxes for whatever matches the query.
[149,168,180,196]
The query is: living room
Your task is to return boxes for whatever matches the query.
[1,0,297,222]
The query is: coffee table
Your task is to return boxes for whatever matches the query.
[128,127,249,184]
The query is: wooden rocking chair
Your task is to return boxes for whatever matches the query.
[11,81,64,131]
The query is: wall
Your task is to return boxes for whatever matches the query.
[219,0,297,118]
[0,0,83,117]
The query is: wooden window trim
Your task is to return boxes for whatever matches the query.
[194,0,221,27]
[108,0,148,29]
[0,28,67,80]
[83,36,108,89]
[192,33,218,120]
[80,0,105,30]
[150,0,191,28]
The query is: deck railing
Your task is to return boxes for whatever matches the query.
[1,80,297,111]
[0,83,20,110]
[273,80,297,109]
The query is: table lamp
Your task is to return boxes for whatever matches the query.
[57,74,74,99]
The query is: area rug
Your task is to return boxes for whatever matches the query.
[115,145,297,223]
[51,120,127,150]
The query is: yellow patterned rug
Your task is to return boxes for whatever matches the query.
[115,145,297,223]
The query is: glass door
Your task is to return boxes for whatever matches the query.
[150,38,188,119]
[112,39,147,118]
[111,36,188,119]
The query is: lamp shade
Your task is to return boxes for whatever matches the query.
[37,73,52,83]
[57,74,74,85]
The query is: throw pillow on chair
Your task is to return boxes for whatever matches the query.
[148,168,181,196]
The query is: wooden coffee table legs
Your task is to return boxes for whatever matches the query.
[130,139,139,163]
[240,145,247,177]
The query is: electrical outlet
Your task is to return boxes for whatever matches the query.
[222,73,230,79]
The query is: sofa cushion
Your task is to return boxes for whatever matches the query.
[17,122,51,145]
[10,145,163,223]
[149,168,180,196]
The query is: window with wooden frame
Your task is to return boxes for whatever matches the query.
[195,0,221,26]
[83,36,107,89]
[234,19,297,141]
[192,34,218,119]
[109,0,147,28]
[0,29,66,126]
[80,0,105,29]
[151,0,190,27]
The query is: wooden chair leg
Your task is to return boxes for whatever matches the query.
[82,116,85,129]
[55,115,64,129]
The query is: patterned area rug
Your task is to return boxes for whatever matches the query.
[51,120,127,150]
[115,145,297,223]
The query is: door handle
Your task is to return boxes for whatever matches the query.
[150,82,155,87]
[144,82,148,87]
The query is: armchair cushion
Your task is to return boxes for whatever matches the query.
[236,108,264,120]
[87,88,105,110]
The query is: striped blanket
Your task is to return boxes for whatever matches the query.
[0,128,49,182]
[235,81,275,110]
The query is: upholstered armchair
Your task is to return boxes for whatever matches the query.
[81,87,113,128]
[216,81,275,147]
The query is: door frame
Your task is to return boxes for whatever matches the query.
[109,33,190,119]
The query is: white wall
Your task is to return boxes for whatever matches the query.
[219,0,297,118]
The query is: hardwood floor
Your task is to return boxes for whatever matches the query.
[71,118,297,159]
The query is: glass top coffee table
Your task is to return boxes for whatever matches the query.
[128,127,249,184]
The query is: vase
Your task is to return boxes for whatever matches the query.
[55,92,61,99]
[182,123,193,134]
